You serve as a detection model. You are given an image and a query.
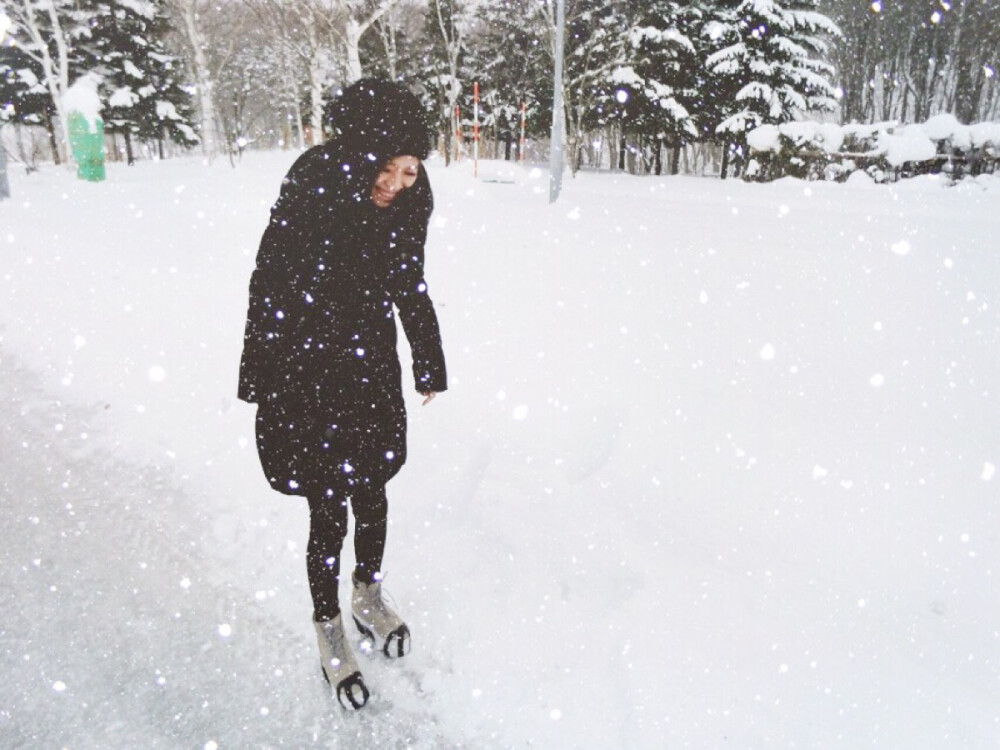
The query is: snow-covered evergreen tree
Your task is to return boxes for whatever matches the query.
[0,0,93,163]
[1,36,49,126]
[704,0,840,176]
[1,0,195,163]
[463,0,551,164]
[603,0,702,173]
[81,0,197,162]
[466,0,547,119]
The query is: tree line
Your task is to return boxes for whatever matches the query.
[1,0,998,176]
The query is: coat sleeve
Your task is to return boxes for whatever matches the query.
[385,178,448,394]
[238,150,322,403]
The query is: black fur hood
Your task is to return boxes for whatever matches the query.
[324,78,431,164]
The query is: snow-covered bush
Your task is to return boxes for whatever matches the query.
[746,116,1000,183]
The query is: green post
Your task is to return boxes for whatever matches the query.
[68,110,106,182]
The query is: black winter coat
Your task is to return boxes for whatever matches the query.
[238,143,447,497]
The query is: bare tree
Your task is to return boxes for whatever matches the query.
[371,0,424,79]
[339,0,401,81]
[243,1,402,147]
[828,0,1000,125]
[427,0,470,165]
[4,0,73,162]
[162,0,232,159]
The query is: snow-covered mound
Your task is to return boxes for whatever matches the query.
[748,115,1000,182]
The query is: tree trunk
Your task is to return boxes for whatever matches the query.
[375,11,400,79]
[280,62,306,150]
[176,2,220,160]
[44,108,62,165]
[124,131,135,165]
[343,2,398,83]
[307,23,326,146]
[344,17,364,82]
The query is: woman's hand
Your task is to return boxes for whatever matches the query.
[420,391,438,406]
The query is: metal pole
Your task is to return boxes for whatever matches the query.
[473,81,479,178]
[548,0,566,203]
[0,140,9,201]
[0,14,10,200]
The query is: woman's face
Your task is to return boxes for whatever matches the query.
[371,155,421,208]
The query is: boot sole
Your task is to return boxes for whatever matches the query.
[319,663,369,710]
[353,616,410,658]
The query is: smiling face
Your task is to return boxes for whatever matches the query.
[370,155,421,208]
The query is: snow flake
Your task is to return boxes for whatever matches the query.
[759,343,776,360]
[982,463,996,481]
[890,240,911,256]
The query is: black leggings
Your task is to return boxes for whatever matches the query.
[306,485,388,620]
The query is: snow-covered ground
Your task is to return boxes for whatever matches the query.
[1,152,998,749]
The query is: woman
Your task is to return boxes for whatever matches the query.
[238,79,447,710]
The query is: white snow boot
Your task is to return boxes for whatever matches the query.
[351,574,411,658]
[314,613,369,710]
